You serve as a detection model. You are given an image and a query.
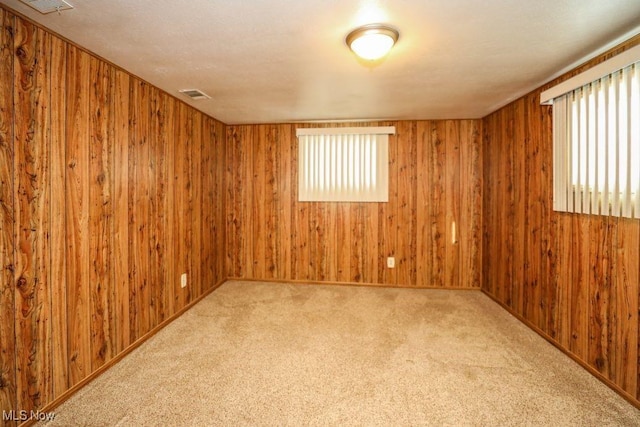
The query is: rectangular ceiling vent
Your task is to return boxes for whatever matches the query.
[20,0,73,14]
[179,89,211,100]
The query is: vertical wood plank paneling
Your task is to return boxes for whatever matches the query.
[588,216,613,376]
[112,69,130,352]
[147,87,160,323]
[538,99,554,334]
[2,6,229,416]
[334,202,350,282]
[129,80,148,341]
[151,88,166,322]
[174,103,192,307]
[430,121,446,288]
[362,202,379,284]
[292,133,311,282]
[137,80,152,336]
[555,215,573,350]
[242,126,254,279]
[184,108,194,304]
[350,203,364,282]
[201,118,214,288]
[571,215,591,360]
[540,101,559,339]
[227,120,483,289]
[190,111,203,297]
[215,120,227,283]
[65,44,91,388]
[0,9,17,417]
[224,126,234,277]
[286,125,299,281]
[263,125,278,279]
[88,57,114,370]
[226,126,242,278]
[395,121,416,286]
[278,124,293,280]
[613,219,639,397]
[511,99,526,312]
[126,80,138,342]
[482,34,640,406]
[308,202,324,281]
[416,121,431,287]
[523,95,541,327]
[481,114,495,297]
[325,202,339,283]
[459,120,482,288]
[500,106,515,305]
[49,34,68,400]
[14,22,53,412]
[162,95,176,318]
[252,125,266,279]
[444,121,460,288]
[381,127,398,285]
[172,101,184,306]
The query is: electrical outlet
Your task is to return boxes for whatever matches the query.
[387,257,395,268]
[181,273,187,288]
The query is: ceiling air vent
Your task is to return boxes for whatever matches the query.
[20,0,73,14]
[179,89,211,100]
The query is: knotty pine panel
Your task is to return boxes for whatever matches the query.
[226,120,483,289]
[203,117,226,290]
[190,111,203,298]
[482,34,640,404]
[459,120,482,288]
[14,17,53,413]
[395,121,417,287]
[427,121,447,288]
[130,79,152,341]
[0,7,227,421]
[66,44,92,388]
[175,103,193,308]
[150,87,166,322]
[0,9,17,419]
[113,69,131,353]
[50,35,68,399]
[89,57,115,371]
[161,95,177,318]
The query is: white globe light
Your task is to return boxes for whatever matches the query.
[347,24,399,61]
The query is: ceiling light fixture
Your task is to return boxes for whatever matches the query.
[346,24,399,61]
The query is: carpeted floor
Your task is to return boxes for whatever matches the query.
[41,281,640,426]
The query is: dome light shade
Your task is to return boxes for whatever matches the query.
[346,24,399,61]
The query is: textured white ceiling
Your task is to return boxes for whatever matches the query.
[3,0,640,124]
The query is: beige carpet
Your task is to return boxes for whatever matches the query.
[41,281,640,426]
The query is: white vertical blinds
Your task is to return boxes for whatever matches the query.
[296,127,394,202]
[552,61,640,218]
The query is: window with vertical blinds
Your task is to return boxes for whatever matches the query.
[296,127,394,202]
[545,53,640,219]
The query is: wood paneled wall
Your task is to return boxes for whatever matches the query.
[482,35,640,405]
[226,121,483,288]
[0,9,226,424]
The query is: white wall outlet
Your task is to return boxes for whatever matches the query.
[387,257,395,268]
[181,273,187,288]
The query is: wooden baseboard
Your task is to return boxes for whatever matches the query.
[18,278,227,427]
[226,276,481,290]
[481,288,640,410]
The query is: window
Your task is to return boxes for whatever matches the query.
[296,127,395,202]
[542,46,640,219]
